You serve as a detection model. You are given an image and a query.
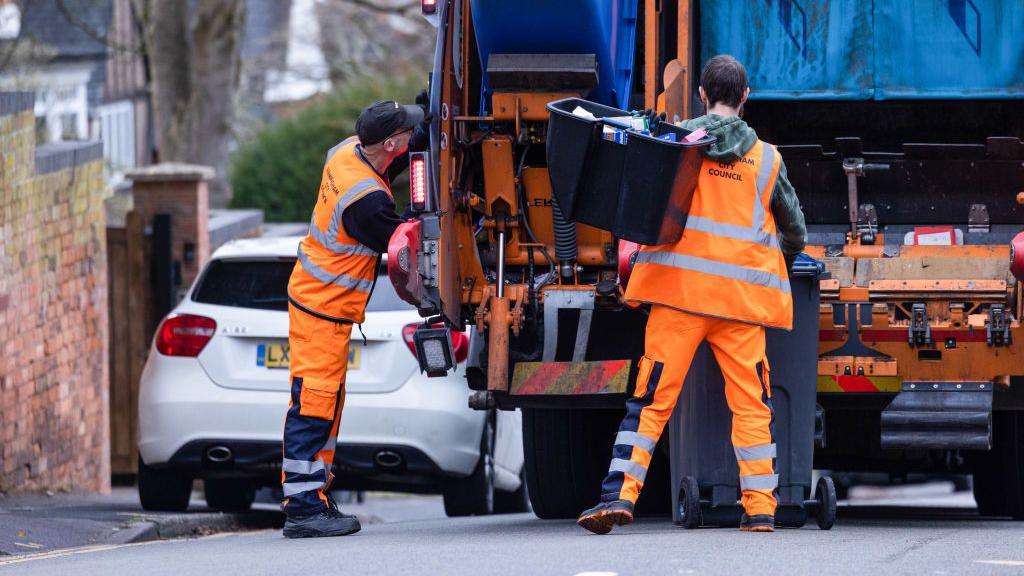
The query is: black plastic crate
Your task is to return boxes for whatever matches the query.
[545,97,715,245]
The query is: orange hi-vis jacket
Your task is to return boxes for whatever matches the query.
[624,140,793,330]
[288,136,390,324]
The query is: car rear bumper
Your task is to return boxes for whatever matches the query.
[157,439,448,491]
[138,353,485,480]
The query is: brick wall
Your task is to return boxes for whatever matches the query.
[0,93,110,493]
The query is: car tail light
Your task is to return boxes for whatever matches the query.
[403,323,469,372]
[156,313,217,357]
[421,0,437,14]
[410,151,430,212]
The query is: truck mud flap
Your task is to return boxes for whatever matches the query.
[880,382,993,450]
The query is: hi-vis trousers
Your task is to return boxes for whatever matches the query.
[281,303,352,516]
[600,305,778,516]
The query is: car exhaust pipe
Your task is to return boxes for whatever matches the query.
[205,445,233,463]
[373,450,404,469]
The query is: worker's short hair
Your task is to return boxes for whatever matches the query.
[700,55,748,109]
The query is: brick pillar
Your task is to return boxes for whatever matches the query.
[127,163,215,292]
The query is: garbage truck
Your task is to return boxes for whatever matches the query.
[389,0,1024,519]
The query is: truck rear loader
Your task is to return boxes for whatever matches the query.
[389,0,1024,519]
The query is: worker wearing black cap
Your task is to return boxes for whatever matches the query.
[281,98,429,539]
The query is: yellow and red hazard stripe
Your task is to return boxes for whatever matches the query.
[817,375,902,393]
[511,360,631,396]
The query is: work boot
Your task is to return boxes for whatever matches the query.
[577,499,634,535]
[739,513,775,532]
[283,494,361,539]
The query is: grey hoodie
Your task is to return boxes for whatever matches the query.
[680,114,807,258]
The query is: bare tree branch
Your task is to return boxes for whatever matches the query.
[0,0,33,73]
[328,0,419,16]
[54,0,147,55]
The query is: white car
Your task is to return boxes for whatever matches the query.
[137,236,526,516]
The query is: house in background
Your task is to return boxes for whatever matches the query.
[0,0,152,181]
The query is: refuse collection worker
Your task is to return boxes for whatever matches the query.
[578,55,807,534]
[281,99,427,539]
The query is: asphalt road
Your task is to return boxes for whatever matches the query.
[2,491,1022,575]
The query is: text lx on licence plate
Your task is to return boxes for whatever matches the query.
[256,343,360,370]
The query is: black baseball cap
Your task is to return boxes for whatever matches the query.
[356,100,425,146]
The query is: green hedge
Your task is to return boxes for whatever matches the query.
[230,76,422,222]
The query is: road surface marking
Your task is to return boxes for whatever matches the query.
[976,560,1024,566]
[573,572,618,576]
[0,539,168,566]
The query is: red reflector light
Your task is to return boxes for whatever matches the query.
[421,0,437,14]
[402,323,469,364]
[156,313,217,357]
[410,153,428,211]
[1011,230,1024,283]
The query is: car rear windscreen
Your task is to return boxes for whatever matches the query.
[192,258,412,312]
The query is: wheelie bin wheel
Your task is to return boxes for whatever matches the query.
[815,476,837,530]
[676,476,701,529]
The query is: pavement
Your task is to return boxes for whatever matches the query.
[0,486,447,558]
[1,483,1022,575]
[0,487,282,556]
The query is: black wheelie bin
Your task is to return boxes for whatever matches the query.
[668,255,836,529]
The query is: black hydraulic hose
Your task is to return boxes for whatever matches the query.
[514,143,556,280]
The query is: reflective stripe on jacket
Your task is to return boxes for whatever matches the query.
[623,140,793,329]
[287,136,390,324]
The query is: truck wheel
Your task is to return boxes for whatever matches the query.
[138,456,192,512]
[972,410,1024,519]
[204,478,256,512]
[522,408,619,519]
[443,414,495,517]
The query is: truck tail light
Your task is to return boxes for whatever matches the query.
[617,239,640,288]
[410,151,430,212]
[388,220,423,306]
[156,313,216,357]
[421,0,437,14]
[1011,231,1024,283]
[402,322,468,375]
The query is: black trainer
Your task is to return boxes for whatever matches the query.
[283,494,361,539]
[739,513,775,532]
[577,499,635,535]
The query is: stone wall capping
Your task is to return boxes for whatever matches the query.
[126,163,215,183]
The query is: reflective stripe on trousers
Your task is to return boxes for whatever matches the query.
[281,304,352,516]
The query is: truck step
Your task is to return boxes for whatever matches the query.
[880,382,993,450]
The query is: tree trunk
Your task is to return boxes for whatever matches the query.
[143,0,245,207]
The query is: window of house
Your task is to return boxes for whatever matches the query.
[99,100,136,171]
[60,113,79,140]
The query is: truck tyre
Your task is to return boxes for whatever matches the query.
[494,469,531,514]
[443,414,495,517]
[522,408,620,519]
[138,456,192,512]
[972,410,1024,519]
[204,478,256,512]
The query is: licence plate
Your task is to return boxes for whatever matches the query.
[256,343,360,370]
